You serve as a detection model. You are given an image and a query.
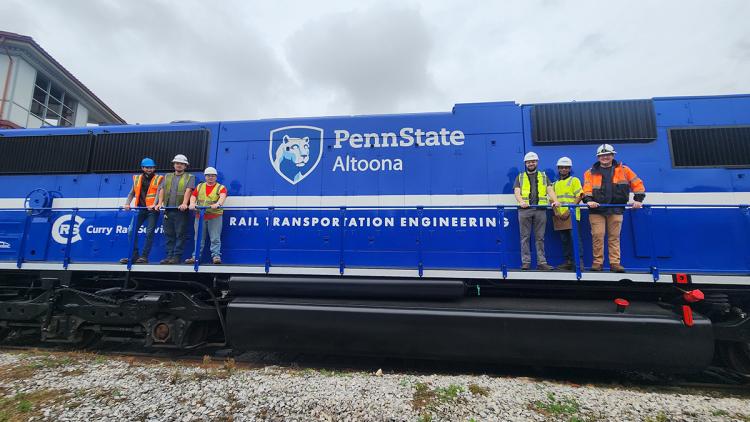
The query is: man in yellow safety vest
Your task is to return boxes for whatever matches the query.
[552,157,584,271]
[185,167,227,265]
[158,154,196,264]
[513,152,560,271]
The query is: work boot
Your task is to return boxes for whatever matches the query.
[184,257,196,264]
[521,263,530,271]
[555,261,573,271]
[160,257,177,265]
[135,257,148,264]
[590,263,603,271]
[610,263,626,273]
[537,263,553,271]
[119,256,137,264]
[212,256,222,265]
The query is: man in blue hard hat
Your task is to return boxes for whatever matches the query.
[120,158,164,264]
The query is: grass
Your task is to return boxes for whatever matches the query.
[711,409,729,417]
[644,411,670,422]
[434,384,465,402]
[467,383,490,397]
[186,357,239,381]
[0,389,67,421]
[529,392,580,417]
[0,353,83,382]
[412,381,466,422]
[416,413,432,422]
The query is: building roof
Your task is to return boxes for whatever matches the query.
[0,30,125,124]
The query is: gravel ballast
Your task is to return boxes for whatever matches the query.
[0,351,748,421]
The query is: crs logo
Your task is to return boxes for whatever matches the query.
[51,214,85,245]
[269,126,324,185]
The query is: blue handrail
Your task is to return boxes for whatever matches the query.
[2,203,749,275]
[0,203,747,212]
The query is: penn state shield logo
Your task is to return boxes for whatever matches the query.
[269,126,324,185]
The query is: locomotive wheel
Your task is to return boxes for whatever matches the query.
[719,341,750,377]
[78,330,102,349]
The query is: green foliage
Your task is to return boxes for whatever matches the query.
[468,384,490,397]
[644,411,670,422]
[434,384,464,402]
[530,392,580,416]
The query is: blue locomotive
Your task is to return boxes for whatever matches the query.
[0,93,748,374]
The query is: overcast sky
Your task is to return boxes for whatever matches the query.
[1,0,748,124]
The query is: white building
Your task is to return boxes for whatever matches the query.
[0,30,124,129]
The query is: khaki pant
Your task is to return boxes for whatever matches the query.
[589,213,623,266]
[518,208,547,265]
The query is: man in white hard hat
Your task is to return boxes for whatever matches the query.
[185,167,227,265]
[157,154,196,264]
[582,144,646,272]
[513,152,560,271]
[552,157,584,271]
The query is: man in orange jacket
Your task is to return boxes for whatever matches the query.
[582,144,645,272]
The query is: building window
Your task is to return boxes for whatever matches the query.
[29,73,77,127]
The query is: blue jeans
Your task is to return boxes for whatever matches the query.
[558,228,584,263]
[163,210,189,259]
[193,215,223,259]
[129,209,158,258]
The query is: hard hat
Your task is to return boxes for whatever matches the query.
[204,167,218,175]
[141,158,156,167]
[557,157,573,167]
[172,154,189,165]
[523,152,539,162]
[596,144,617,156]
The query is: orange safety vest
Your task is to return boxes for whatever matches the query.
[583,161,645,204]
[132,174,163,207]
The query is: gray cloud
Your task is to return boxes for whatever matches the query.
[1,0,749,123]
[0,0,292,123]
[284,5,442,114]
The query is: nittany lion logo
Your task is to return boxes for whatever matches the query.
[269,126,324,185]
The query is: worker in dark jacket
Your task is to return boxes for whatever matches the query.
[582,144,646,272]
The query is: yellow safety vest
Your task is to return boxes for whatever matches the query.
[196,182,225,216]
[517,171,549,206]
[553,176,582,220]
[163,173,191,207]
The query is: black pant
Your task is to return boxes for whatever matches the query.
[558,228,584,263]
[130,209,158,258]
[163,209,189,259]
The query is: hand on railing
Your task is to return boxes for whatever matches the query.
[4,203,748,212]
